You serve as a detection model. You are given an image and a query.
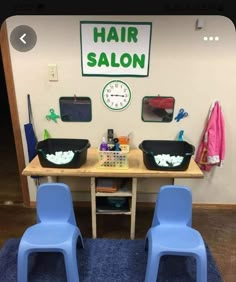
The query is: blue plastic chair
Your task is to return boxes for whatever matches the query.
[145,185,207,282]
[151,184,192,228]
[17,183,84,282]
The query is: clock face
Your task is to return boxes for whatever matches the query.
[101,80,132,111]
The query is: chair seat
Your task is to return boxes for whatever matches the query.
[150,225,204,251]
[21,223,79,246]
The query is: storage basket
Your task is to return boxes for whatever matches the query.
[36,138,90,168]
[98,145,129,169]
[139,140,195,171]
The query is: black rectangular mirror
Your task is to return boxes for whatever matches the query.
[59,96,92,122]
[142,96,175,122]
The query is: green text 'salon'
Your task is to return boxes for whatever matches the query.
[87,52,145,68]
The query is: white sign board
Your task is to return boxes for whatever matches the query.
[80,21,152,76]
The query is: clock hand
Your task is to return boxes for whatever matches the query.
[111,94,125,97]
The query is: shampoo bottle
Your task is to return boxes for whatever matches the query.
[100,137,108,151]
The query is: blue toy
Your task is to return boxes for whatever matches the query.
[174,108,188,122]
[113,138,121,151]
[177,130,184,141]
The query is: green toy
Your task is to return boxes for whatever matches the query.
[44,129,51,139]
[46,109,60,123]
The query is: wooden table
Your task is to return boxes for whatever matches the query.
[22,148,203,239]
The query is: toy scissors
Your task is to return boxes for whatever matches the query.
[46,109,60,123]
[174,108,188,122]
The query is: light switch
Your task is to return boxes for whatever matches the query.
[48,64,58,81]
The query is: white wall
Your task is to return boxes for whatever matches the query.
[6,15,236,204]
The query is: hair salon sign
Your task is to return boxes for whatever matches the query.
[80,21,152,76]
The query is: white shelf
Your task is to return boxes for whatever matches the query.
[96,210,131,215]
[95,190,132,197]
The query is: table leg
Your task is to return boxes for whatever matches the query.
[130,177,137,239]
[91,177,97,238]
[47,176,58,182]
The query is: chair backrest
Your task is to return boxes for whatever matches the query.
[36,183,77,225]
[152,185,192,226]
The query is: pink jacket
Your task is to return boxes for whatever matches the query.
[195,101,225,171]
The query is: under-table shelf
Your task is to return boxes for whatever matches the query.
[96,196,131,214]
[91,177,137,239]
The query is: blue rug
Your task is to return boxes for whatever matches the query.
[0,238,222,282]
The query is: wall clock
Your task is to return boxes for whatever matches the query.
[101,80,132,111]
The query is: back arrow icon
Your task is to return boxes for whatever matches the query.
[20,33,26,44]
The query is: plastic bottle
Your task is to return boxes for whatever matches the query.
[100,137,108,151]
[178,130,184,141]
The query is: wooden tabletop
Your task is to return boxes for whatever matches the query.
[22,147,204,178]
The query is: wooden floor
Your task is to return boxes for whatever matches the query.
[0,203,235,282]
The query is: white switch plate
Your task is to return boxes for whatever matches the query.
[48,64,58,81]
